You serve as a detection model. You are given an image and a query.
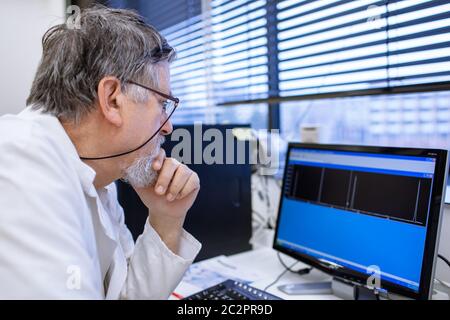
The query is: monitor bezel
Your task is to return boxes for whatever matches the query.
[273,143,448,300]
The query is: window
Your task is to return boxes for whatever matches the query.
[210,0,269,104]
[107,0,450,148]
[161,0,270,128]
[277,0,450,147]
[280,90,450,147]
[163,14,211,120]
[277,0,450,97]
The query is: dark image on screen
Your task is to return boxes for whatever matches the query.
[285,164,432,226]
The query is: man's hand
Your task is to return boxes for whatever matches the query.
[133,148,200,253]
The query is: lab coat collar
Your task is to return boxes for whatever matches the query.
[75,161,98,198]
[20,106,99,197]
[19,107,116,237]
[21,106,126,298]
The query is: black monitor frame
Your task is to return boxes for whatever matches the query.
[273,143,448,300]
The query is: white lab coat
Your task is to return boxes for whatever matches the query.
[0,106,201,299]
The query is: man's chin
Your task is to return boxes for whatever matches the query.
[120,136,165,188]
[121,172,157,189]
[121,156,158,188]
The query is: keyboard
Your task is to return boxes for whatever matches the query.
[183,279,282,300]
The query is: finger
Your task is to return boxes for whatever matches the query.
[152,148,166,171]
[177,172,200,200]
[166,166,193,202]
[154,158,180,195]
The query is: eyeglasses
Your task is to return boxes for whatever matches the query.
[125,80,179,120]
[79,80,179,161]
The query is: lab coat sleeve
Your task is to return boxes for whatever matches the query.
[115,200,202,299]
[0,130,103,299]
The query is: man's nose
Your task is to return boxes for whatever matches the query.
[160,118,173,136]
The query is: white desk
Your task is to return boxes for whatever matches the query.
[174,247,341,300]
[175,247,450,300]
[225,247,341,300]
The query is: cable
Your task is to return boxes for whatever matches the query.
[80,129,159,160]
[435,278,450,290]
[433,255,450,294]
[263,263,295,292]
[277,252,312,274]
[438,254,450,270]
[265,254,450,294]
[263,253,313,292]
[263,175,275,229]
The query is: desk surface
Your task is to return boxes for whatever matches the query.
[176,246,450,300]
[226,247,341,300]
[173,247,341,300]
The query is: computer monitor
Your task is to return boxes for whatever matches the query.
[273,143,448,300]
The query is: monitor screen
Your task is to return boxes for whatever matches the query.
[274,144,448,299]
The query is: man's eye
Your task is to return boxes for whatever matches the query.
[161,100,169,112]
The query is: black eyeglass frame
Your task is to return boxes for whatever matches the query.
[126,80,179,114]
[79,80,179,161]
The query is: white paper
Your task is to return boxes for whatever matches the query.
[171,255,266,299]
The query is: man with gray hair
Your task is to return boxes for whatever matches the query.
[0,6,201,299]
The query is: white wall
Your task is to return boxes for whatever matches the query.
[0,0,65,116]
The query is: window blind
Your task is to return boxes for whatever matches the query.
[277,0,450,98]
[210,0,269,104]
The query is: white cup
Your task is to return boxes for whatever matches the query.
[300,125,320,143]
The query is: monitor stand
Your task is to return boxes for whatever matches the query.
[278,277,380,300]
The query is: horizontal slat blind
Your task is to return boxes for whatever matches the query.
[210,0,269,104]
[278,0,390,97]
[163,15,210,111]
[161,0,271,122]
[277,0,450,98]
[387,0,450,87]
[111,0,450,111]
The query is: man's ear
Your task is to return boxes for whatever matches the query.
[97,76,124,127]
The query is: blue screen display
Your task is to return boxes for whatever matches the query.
[276,148,436,292]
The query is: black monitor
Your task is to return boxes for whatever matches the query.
[117,124,252,261]
[273,143,448,300]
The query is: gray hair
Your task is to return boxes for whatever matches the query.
[26,5,176,122]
